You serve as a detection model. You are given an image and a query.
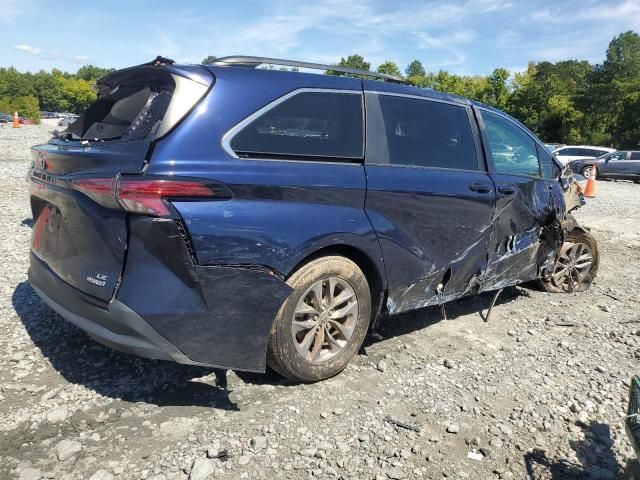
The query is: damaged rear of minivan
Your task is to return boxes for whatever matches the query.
[28,57,599,383]
[28,60,229,365]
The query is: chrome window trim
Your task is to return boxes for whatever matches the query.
[221,88,363,160]
[364,90,470,108]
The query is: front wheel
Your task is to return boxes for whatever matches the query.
[541,229,599,293]
[267,255,371,382]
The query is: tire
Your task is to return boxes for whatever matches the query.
[267,255,371,382]
[541,229,599,293]
[581,166,594,178]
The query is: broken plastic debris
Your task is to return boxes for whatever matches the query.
[467,450,484,461]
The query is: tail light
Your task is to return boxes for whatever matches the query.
[72,176,230,217]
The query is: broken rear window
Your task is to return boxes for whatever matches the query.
[66,82,172,141]
[63,67,210,143]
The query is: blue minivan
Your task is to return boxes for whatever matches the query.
[28,56,598,382]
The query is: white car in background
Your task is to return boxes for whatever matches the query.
[553,145,616,165]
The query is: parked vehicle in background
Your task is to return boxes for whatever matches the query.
[569,150,640,182]
[0,112,12,123]
[553,145,616,165]
[57,115,78,127]
[545,143,565,152]
[28,56,599,382]
[19,117,35,125]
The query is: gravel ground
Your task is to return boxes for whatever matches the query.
[1,123,640,480]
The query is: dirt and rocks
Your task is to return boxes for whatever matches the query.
[1,123,640,480]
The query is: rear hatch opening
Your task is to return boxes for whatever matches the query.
[63,65,211,144]
[29,62,214,302]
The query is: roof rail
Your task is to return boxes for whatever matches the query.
[211,56,406,84]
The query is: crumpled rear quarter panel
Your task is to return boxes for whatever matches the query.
[116,217,292,372]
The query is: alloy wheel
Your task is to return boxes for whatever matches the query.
[550,241,594,292]
[291,276,358,364]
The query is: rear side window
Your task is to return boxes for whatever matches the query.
[230,91,363,159]
[580,148,598,157]
[366,94,477,170]
[631,152,640,160]
[482,110,540,177]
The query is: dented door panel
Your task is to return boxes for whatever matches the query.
[476,105,567,292]
[365,166,496,314]
[481,175,560,291]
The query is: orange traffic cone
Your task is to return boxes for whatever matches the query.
[583,165,597,198]
[12,111,19,128]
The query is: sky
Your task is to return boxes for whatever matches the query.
[2,0,640,76]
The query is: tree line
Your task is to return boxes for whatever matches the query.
[327,31,639,149]
[0,65,114,122]
[1,32,638,148]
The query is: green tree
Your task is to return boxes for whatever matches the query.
[483,68,510,110]
[0,95,40,122]
[432,70,464,95]
[589,31,640,147]
[58,76,96,113]
[0,67,36,97]
[509,61,594,143]
[201,56,217,65]
[76,65,115,81]
[326,54,370,77]
[32,70,63,111]
[407,73,434,88]
[405,60,425,78]
[377,61,401,77]
[601,31,640,79]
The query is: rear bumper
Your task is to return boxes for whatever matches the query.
[28,252,203,366]
[29,216,293,372]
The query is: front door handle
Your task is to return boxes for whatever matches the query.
[497,185,517,196]
[468,182,493,194]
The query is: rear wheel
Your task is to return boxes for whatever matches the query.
[541,229,599,293]
[267,256,371,382]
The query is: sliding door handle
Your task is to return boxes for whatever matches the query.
[497,185,517,195]
[468,182,493,194]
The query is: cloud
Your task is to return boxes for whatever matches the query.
[531,0,640,27]
[531,46,588,62]
[197,0,512,71]
[525,0,640,64]
[412,30,476,67]
[15,44,41,55]
[14,44,90,64]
